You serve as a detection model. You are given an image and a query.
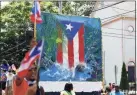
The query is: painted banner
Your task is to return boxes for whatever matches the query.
[37,13,102,81]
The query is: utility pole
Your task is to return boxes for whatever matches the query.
[102,51,105,91]
[115,65,118,84]
[104,51,105,85]
[58,0,62,14]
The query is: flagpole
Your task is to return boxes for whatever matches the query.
[33,0,39,87]
[34,0,36,39]
[102,51,105,92]
[34,20,36,39]
[36,38,44,86]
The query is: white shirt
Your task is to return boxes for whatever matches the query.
[6,72,15,87]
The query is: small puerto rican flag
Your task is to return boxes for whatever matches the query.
[17,40,44,78]
[30,0,42,23]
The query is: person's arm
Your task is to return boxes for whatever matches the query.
[5,81,8,95]
[40,86,45,95]
[15,75,24,86]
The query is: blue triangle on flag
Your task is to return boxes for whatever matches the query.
[60,21,83,40]
[30,40,42,57]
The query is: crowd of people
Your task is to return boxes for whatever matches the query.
[0,64,76,95]
[102,83,124,95]
[0,66,15,95]
[0,38,77,95]
[0,68,125,95]
[0,38,125,95]
[0,63,45,95]
[0,38,44,95]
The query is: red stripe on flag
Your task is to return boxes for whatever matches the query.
[56,26,63,64]
[18,54,39,78]
[57,43,63,64]
[30,14,42,23]
[18,69,29,78]
[68,40,74,68]
[78,25,85,63]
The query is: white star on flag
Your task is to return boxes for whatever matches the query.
[38,46,42,51]
[66,23,73,31]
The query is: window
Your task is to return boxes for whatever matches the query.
[127,25,134,33]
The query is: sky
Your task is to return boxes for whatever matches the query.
[1,2,9,8]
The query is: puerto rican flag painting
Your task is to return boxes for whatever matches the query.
[56,21,85,69]
[37,13,102,81]
[30,0,42,23]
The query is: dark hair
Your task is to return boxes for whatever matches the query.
[112,83,115,88]
[115,85,119,92]
[115,85,119,89]
[8,70,12,72]
[64,83,73,92]
[100,89,103,93]
[106,87,111,93]
[3,70,7,72]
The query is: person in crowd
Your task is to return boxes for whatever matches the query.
[110,85,124,95]
[106,87,111,95]
[0,68,7,95]
[13,64,44,95]
[5,69,15,95]
[30,38,37,49]
[109,83,112,90]
[12,38,44,95]
[60,83,76,95]
[111,83,115,92]
[101,89,106,95]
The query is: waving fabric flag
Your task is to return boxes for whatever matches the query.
[30,0,42,23]
[17,40,44,78]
